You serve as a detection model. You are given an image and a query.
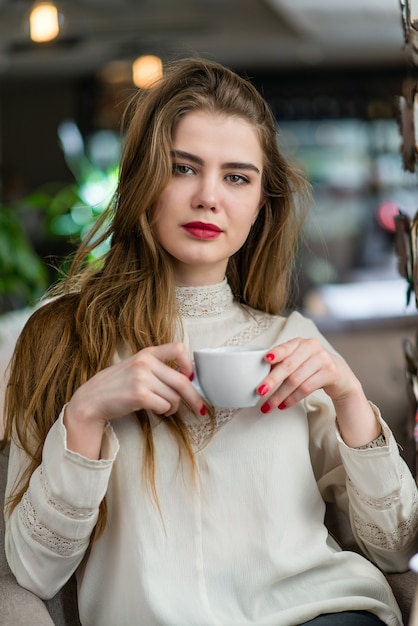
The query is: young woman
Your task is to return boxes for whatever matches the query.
[3,58,418,626]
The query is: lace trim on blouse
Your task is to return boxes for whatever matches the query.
[18,467,96,556]
[19,491,87,556]
[356,432,386,449]
[175,279,234,318]
[350,466,418,550]
[185,408,236,449]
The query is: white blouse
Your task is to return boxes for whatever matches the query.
[5,280,418,626]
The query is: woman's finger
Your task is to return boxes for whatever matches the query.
[258,338,345,413]
[258,338,318,396]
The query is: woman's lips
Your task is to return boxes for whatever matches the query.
[182,221,222,239]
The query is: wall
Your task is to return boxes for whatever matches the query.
[322,319,418,475]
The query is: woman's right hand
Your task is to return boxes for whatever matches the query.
[63,342,204,459]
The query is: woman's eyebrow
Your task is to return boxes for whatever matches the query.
[171,150,203,166]
[222,161,260,174]
[171,150,260,174]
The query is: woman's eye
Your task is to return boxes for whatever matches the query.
[173,164,193,175]
[227,174,250,185]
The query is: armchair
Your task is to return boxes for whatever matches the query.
[0,446,81,626]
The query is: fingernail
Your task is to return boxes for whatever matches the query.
[265,353,275,362]
[278,401,287,410]
[200,405,207,416]
[261,402,271,414]
[189,373,195,381]
[257,383,269,396]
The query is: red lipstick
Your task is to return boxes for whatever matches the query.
[182,221,222,240]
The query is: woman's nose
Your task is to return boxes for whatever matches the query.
[192,176,219,210]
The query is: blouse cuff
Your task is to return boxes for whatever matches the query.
[59,404,120,463]
[39,407,119,511]
[335,402,389,451]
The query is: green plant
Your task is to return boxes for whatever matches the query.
[0,200,49,313]
[0,122,120,314]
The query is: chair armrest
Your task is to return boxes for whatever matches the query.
[386,570,417,626]
[0,573,55,626]
[326,501,417,624]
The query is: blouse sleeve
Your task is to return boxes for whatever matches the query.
[4,407,119,600]
[336,405,418,572]
[308,391,418,573]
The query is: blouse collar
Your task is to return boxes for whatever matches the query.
[175,279,234,318]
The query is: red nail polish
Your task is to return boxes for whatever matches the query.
[200,405,207,416]
[189,373,195,381]
[265,353,275,362]
[261,402,271,414]
[278,401,287,410]
[257,384,269,396]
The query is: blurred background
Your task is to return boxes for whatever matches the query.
[0,0,415,315]
[1,0,418,460]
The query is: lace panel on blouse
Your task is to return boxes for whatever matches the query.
[18,466,96,556]
[349,466,418,550]
[185,408,235,449]
[175,280,234,318]
[19,491,87,556]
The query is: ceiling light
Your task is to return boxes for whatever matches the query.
[132,55,163,89]
[29,2,60,43]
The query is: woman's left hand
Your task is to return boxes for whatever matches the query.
[257,337,381,448]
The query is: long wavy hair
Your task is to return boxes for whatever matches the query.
[2,58,311,533]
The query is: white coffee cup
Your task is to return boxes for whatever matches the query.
[193,346,270,409]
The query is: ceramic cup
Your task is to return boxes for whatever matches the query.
[193,346,270,409]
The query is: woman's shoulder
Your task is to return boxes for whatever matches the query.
[278,309,325,339]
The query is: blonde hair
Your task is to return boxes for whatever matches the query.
[3,58,311,533]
